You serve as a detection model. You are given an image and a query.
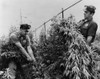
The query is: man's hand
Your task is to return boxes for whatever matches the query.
[27,46,36,62]
[27,56,32,61]
[87,36,93,46]
[77,21,84,27]
[32,57,36,62]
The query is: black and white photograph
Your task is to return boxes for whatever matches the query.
[0,0,100,79]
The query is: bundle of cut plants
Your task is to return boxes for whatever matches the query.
[38,15,100,79]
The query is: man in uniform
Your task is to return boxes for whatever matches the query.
[79,5,98,45]
[10,24,36,62]
[1,24,36,79]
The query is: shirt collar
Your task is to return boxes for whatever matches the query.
[86,17,93,22]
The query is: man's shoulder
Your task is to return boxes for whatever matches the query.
[91,20,98,25]
[90,20,98,28]
[9,32,20,43]
[10,32,19,38]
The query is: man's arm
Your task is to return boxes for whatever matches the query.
[26,35,36,62]
[15,42,32,61]
[27,46,36,62]
[87,36,93,45]
[87,22,98,45]
[10,34,32,61]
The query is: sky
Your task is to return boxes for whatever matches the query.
[0,0,100,37]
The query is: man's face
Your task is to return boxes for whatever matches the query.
[84,10,93,19]
[20,29,30,35]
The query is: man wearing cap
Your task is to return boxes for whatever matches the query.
[78,5,98,45]
[10,24,36,62]
[1,24,36,79]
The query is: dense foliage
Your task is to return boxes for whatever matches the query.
[38,16,100,79]
[0,16,100,79]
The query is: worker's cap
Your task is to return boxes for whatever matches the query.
[20,24,31,29]
[84,5,96,14]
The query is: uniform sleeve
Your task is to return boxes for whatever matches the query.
[87,22,98,36]
[10,33,19,43]
[26,35,31,46]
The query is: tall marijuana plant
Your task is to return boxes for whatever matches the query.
[38,15,100,79]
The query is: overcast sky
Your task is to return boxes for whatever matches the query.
[0,0,100,37]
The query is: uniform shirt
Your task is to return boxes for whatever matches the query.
[10,32,31,50]
[79,18,98,43]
